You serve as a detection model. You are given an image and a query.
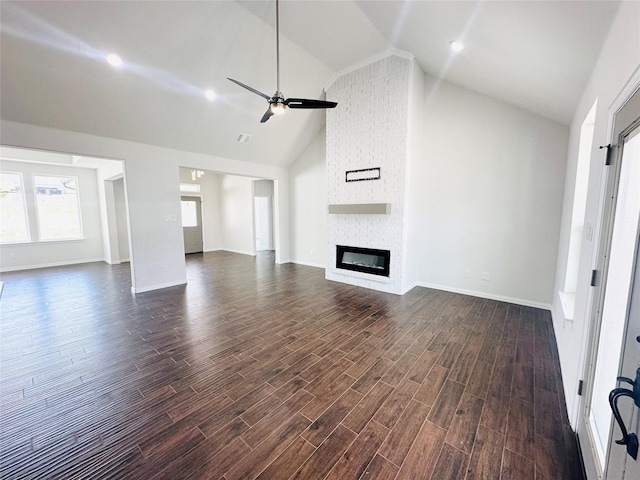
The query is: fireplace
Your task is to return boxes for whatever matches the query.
[336,245,390,277]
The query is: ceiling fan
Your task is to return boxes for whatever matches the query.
[228,0,337,123]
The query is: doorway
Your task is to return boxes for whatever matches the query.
[113,177,130,261]
[253,179,274,253]
[578,86,640,479]
[254,196,273,251]
[181,195,203,254]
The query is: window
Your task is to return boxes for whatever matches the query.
[181,200,198,227]
[0,172,29,243]
[34,175,83,240]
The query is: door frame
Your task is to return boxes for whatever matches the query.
[181,195,204,254]
[577,72,640,479]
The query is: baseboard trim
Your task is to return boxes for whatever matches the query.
[411,282,552,310]
[104,259,130,265]
[132,279,187,294]
[0,258,105,273]
[221,249,256,257]
[290,260,325,269]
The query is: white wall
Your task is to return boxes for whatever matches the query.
[201,173,223,252]
[96,160,126,265]
[253,179,274,251]
[254,179,274,197]
[220,175,255,256]
[178,169,273,255]
[1,120,290,292]
[114,177,130,261]
[289,129,327,268]
[551,0,640,426]
[0,159,105,270]
[179,168,223,252]
[289,62,569,306]
[403,57,425,291]
[408,75,568,307]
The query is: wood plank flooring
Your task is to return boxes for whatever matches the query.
[0,251,584,479]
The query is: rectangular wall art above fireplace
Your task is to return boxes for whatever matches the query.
[336,245,391,277]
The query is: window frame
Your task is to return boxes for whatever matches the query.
[32,173,85,242]
[0,170,31,244]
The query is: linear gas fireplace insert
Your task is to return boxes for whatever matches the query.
[336,245,390,277]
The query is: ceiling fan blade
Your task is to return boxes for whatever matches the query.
[260,107,274,123]
[227,78,271,100]
[285,98,338,109]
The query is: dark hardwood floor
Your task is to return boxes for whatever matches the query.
[0,251,583,479]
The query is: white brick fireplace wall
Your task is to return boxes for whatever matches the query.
[325,54,414,294]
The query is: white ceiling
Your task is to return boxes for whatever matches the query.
[0,1,621,168]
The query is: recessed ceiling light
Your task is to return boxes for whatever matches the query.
[205,89,216,101]
[450,41,464,53]
[106,53,123,68]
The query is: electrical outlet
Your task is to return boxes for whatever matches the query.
[481,272,491,281]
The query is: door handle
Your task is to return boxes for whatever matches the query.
[608,366,640,460]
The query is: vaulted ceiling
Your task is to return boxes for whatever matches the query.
[0,1,621,167]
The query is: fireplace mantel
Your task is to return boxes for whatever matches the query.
[327,203,391,215]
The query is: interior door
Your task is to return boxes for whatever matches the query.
[578,87,640,480]
[254,196,273,251]
[181,196,203,254]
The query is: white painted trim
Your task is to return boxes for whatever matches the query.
[401,282,419,295]
[609,64,640,114]
[104,257,129,265]
[220,248,256,257]
[413,282,553,310]
[203,248,223,253]
[290,260,325,269]
[0,257,105,272]
[324,48,414,91]
[131,279,187,294]
[572,65,640,447]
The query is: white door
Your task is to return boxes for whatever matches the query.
[578,87,640,479]
[181,196,203,254]
[254,196,273,251]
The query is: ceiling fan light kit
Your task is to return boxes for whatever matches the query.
[228,0,337,123]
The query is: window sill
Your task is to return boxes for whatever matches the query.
[1,238,86,246]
